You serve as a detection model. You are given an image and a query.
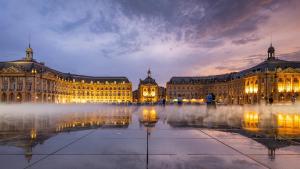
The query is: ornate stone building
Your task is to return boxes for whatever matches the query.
[0,45,132,103]
[137,69,159,103]
[166,44,300,104]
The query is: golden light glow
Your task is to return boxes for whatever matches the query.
[142,109,158,123]
[277,80,300,93]
[245,86,258,94]
[245,79,258,94]
[30,129,37,140]
[55,111,131,132]
[243,111,259,132]
[276,113,300,135]
[278,83,284,92]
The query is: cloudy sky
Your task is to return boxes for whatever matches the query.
[0,0,300,89]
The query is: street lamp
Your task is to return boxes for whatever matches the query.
[139,108,158,169]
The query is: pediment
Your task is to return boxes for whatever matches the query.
[0,66,24,74]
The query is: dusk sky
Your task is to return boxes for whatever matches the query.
[0,0,300,89]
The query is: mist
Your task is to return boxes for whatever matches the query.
[1,103,299,129]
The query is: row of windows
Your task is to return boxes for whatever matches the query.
[71,86,131,90]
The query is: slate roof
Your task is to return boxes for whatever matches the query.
[168,58,300,84]
[139,76,158,85]
[0,59,130,83]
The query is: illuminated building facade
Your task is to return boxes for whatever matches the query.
[0,45,132,103]
[137,69,159,103]
[167,44,300,104]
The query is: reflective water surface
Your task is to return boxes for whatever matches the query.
[0,104,300,169]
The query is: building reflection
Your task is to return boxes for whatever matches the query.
[1,106,300,162]
[139,107,159,128]
[0,107,133,162]
[242,111,300,138]
[242,111,300,160]
[165,108,300,160]
[137,107,159,169]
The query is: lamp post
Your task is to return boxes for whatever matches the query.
[140,108,158,169]
[146,124,149,169]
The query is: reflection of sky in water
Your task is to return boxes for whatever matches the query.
[0,104,300,169]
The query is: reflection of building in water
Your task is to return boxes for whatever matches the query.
[56,111,132,132]
[139,107,158,127]
[242,111,300,160]
[242,112,260,132]
[166,44,300,104]
[0,45,132,103]
[276,113,300,136]
[242,111,300,137]
[0,108,132,161]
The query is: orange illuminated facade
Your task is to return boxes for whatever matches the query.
[137,69,159,103]
[167,44,300,104]
[0,45,132,103]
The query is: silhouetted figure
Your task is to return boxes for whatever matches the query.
[268,148,276,160]
[211,93,217,108]
[206,93,213,105]
[177,95,183,105]
[269,97,274,105]
[162,99,166,106]
[291,94,296,104]
[206,93,216,116]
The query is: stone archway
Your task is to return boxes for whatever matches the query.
[279,93,284,102]
[52,95,55,103]
[8,93,14,102]
[287,93,291,102]
[1,93,7,103]
[253,94,258,103]
[36,93,42,102]
[43,94,47,103]
[26,93,32,102]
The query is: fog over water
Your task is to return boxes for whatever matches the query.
[0,104,300,169]
[0,103,299,130]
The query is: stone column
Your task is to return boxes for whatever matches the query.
[0,76,2,91]
[41,79,44,103]
[7,77,10,93]
[33,76,36,103]
[22,77,26,102]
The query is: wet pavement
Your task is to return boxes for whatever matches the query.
[0,104,300,169]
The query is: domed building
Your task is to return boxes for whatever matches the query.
[138,69,159,103]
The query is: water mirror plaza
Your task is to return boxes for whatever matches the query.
[0,104,300,169]
[1,1,300,169]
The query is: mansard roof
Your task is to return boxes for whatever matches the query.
[237,58,300,77]
[168,73,236,84]
[0,59,130,83]
[168,58,300,84]
[139,76,158,85]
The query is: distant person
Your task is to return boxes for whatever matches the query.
[268,97,274,105]
[211,93,217,108]
[291,95,296,104]
[162,98,166,106]
[206,93,212,105]
[177,95,183,105]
